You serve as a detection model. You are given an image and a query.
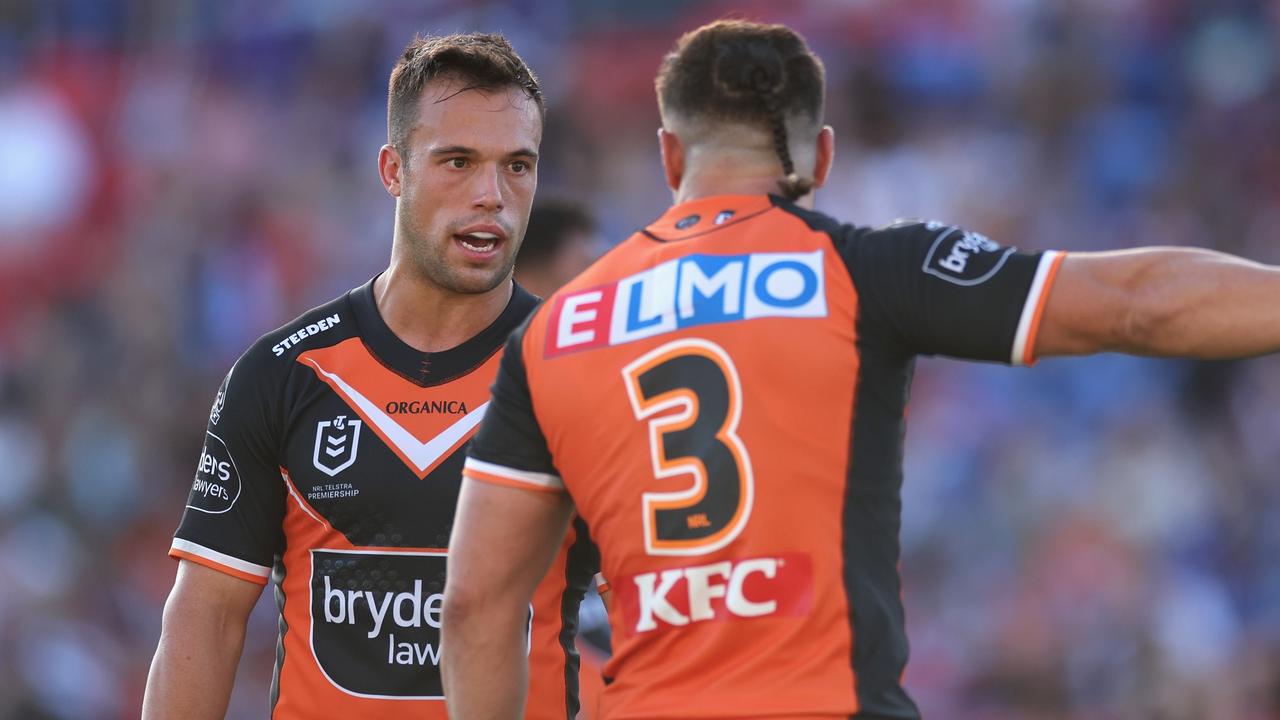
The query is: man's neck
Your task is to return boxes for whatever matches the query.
[373,262,512,353]
[674,158,815,209]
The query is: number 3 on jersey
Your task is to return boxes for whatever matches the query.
[622,339,754,557]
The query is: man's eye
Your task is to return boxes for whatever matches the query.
[448,158,469,169]
[510,161,529,173]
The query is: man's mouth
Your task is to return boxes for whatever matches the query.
[454,225,507,256]
[457,231,500,253]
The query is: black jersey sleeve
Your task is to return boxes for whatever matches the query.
[463,321,564,494]
[169,343,287,584]
[840,221,1063,364]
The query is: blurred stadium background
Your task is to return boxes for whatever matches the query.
[2,0,1279,718]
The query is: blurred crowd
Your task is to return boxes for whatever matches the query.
[2,0,1279,718]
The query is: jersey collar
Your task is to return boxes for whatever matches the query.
[347,276,539,387]
[642,194,778,242]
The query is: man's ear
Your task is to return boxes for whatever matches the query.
[658,128,685,193]
[378,144,403,197]
[812,125,835,188]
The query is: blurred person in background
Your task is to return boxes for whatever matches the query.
[443,19,1280,719]
[142,33,597,720]
[515,199,601,299]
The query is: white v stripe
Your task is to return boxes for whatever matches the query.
[303,357,489,474]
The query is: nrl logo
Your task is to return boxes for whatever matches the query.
[314,414,362,477]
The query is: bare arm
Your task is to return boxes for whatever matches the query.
[1035,247,1280,359]
[142,560,263,720]
[442,479,574,719]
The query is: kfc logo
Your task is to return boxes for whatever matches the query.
[616,554,813,635]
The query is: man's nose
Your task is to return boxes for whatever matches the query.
[471,164,503,212]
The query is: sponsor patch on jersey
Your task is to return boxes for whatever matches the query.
[614,553,814,636]
[313,415,362,477]
[545,250,827,357]
[384,400,468,415]
[273,313,342,356]
[310,549,448,698]
[922,224,1015,286]
[675,214,701,230]
[186,432,241,514]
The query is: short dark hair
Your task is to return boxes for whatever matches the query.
[519,199,596,268]
[655,20,825,200]
[387,33,544,156]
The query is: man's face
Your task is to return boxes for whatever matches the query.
[391,80,541,295]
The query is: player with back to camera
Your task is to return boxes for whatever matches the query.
[142,33,598,720]
[442,19,1280,720]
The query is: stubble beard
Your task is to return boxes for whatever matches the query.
[399,214,515,295]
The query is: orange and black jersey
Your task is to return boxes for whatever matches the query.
[465,195,1064,720]
[170,278,598,720]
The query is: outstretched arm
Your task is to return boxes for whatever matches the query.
[442,478,575,719]
[1035,248,1280,359]
[142,560,262,720]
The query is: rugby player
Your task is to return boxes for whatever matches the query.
[442,19,1280,720]
[143,33,596,720]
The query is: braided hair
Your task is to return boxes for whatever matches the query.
[657,20,825,202]
[751,65,814,201]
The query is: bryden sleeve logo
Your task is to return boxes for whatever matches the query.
[921,223,1015,286]
[186,432,241,514]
